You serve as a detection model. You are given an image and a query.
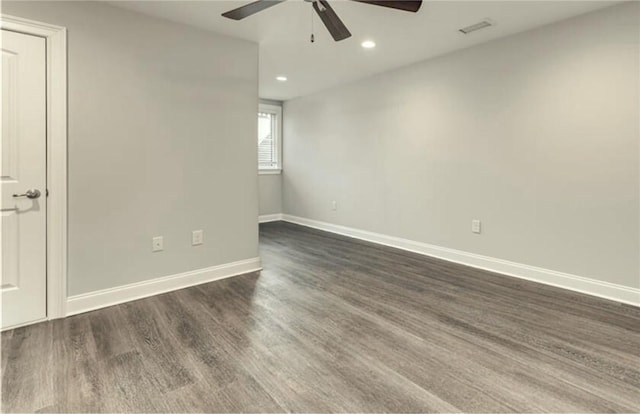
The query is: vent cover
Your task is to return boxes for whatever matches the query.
[459,19,494,34]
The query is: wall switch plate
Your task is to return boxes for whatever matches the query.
[331,200,337,211]
[192,230,204,246]
[152,236,164,252]
[472,219,481,234]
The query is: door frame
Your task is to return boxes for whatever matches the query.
[1,15,68,321]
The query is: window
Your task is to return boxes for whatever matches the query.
[258,103,282,173]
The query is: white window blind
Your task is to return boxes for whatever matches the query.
[258,104,281,171]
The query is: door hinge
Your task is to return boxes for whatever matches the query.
[46,189,49,197]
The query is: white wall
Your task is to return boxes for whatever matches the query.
[283,3,640,289]
[3,1,260,296]
[259,174,283,215]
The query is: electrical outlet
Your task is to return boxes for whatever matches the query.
[472,219,481,234]
[192,230,204,246]
[331,200,337,211]
[152,236,164,252]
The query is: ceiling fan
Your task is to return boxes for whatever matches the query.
[221,0,423,42]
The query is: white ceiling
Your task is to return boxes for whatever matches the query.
[109,1,616,101]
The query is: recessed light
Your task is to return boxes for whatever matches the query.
[276,76,288,82]
[361,40,376,49]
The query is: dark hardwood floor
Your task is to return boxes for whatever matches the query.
[2,221,639,412]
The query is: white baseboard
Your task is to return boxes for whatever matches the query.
[280,214,639,307]
[259,213,283,223]
[66,257,262,316]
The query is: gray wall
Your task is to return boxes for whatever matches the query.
[259,175,283,215]
[283,3,640,289]
[3,1,260,296]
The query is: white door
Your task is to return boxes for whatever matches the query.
[1,30,47,330]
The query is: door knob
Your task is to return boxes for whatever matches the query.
[12,189,41,199]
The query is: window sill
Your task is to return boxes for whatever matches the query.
[259,169,282,175]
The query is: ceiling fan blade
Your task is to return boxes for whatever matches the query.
[313,0,352,41]
[222,0,287,20]
[350,0,422,13]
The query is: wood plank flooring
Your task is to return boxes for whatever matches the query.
[2,221,639,412]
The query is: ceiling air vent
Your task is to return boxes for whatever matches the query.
[459,19,494,34]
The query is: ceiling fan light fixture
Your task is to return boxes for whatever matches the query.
[276,76,288,82]
[361,40,376,49]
